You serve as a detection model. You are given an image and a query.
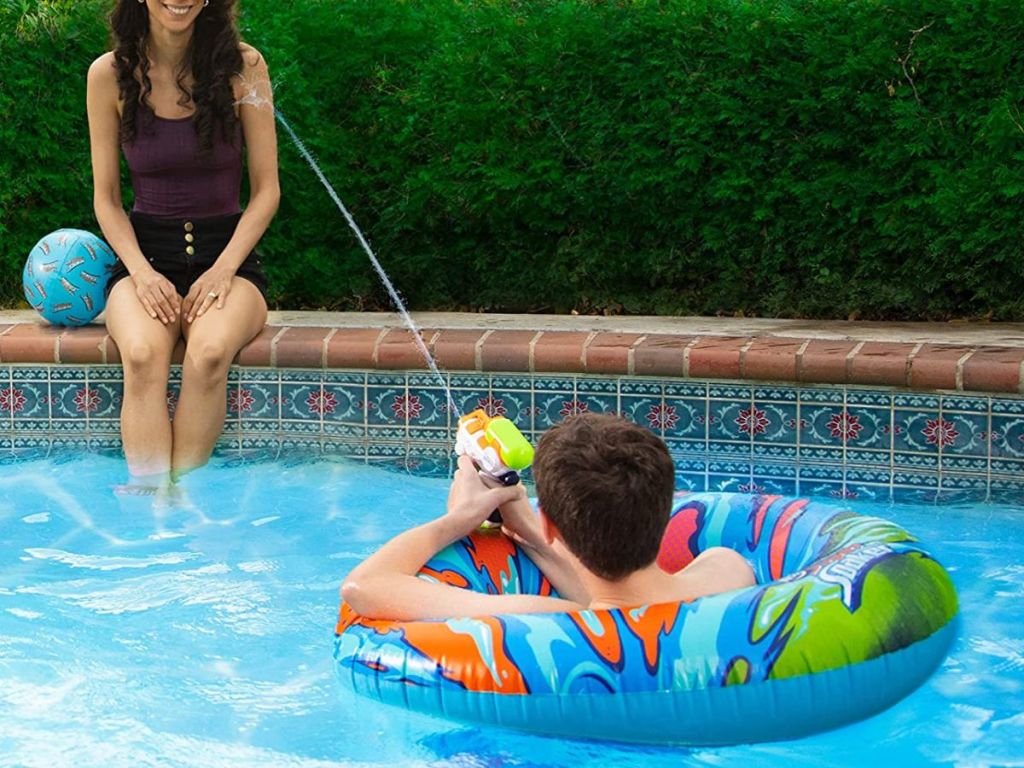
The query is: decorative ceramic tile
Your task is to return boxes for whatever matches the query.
[753,386,798,403]
[840,405,890,451]
[845,447,892,467]
[239,367,282,383]
[941,394,989,414]
[991,458,1024,476]
[279,420,321,436]
[322,421,367,440]
[659,398,706,441]
[8,381,48,421]
[365,371,406,387]
[845,389,893,407]
[50,419,88,432]
[534,392,584,430]
[991,398,1024,415]
[893,410,944,454]
[489,374,532,391]
[234,382,281,421]
[49,366,84,381]
[621,379,663,396]
[753,445,797,461]
[366,426,407,442]
[450,388,492,417]
[533,376,576,393]
[706,440,752,458]
[364,385,407,426]
[576,376,618,395]
[800,404,848,448]
[708,383,752,400]
[799,464,845,482]
[620,394,663,434]
[573,392,617,418]
[402,387,449,428]
[10,367,49,381]
[990,415,1024,459]
[800,388,844,404]
[893,393,941,409]
[751,401,798,445]
[940,474,988,492]
[664,381,706,398]
[665,437,709,457]
[798,446,844,464]
[892,450,940,470]
[708,401,749,442]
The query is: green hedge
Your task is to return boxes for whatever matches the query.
[1,0,1022,318]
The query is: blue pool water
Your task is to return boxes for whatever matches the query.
[0,454,1019,767]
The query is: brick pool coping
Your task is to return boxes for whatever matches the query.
[1,310,1024,395]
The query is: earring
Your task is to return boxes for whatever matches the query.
[203,0,209,5]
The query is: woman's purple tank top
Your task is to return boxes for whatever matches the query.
[122,107,243,219]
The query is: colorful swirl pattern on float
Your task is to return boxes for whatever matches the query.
[334,492,959,744]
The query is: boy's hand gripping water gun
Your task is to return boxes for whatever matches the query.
[455,409,534,525]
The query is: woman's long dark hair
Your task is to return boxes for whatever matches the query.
[110,0,243,151]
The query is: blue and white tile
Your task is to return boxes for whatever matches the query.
[621,378,664,397]
[753,385,798,403]
[620,394,663,434]
[989,414,1024,459]
[845,389,892,407]
[800,404,848,448]
[707,401,750,442]
[841,405,890,450]
[664,381,706,398]
[991,397,1024,415]
[941,394,989,414]
[660,397,706,441]
[893,393,941,409]
[751,401,798,445]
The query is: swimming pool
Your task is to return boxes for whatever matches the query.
[0,452,1018,767]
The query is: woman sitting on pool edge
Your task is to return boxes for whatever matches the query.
[87,0,279,490]
[343,414,756,620]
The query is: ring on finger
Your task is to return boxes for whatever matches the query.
[207,291,218,299]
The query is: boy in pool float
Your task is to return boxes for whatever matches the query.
[343,413,756,620]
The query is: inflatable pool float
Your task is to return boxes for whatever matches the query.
[334,492,958,744]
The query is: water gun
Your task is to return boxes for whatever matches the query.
[455,409,534,524]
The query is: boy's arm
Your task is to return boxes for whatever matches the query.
[497,496,590,605]
[341,455,584,621]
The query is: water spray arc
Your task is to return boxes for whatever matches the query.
[274,110,460,418]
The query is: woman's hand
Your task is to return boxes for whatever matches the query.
[132,268,180,324]
[182,264,236,324]
[445,454,525,538]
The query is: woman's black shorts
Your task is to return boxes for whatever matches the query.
[106,211,268,300]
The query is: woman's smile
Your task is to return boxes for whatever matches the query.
[162,3,196,18]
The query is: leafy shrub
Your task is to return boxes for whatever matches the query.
[1,0,1022,319]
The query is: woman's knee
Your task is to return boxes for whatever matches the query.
[184,336,234,381]
[122,340,171,383]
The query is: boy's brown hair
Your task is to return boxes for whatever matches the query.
[533,413,675,581]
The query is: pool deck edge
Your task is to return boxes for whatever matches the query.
[1,310,1023,395]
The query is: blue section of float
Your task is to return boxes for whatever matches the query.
[363,617,957,745]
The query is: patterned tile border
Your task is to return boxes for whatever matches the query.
[1,364,1022,504]
[2,314,1024,393]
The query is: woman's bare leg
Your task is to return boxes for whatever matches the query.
[104,278,181,480]
[172,278,267,476]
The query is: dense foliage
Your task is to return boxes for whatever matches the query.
[1,0,1022,318]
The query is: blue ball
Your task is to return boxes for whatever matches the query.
[23,229,117,326]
